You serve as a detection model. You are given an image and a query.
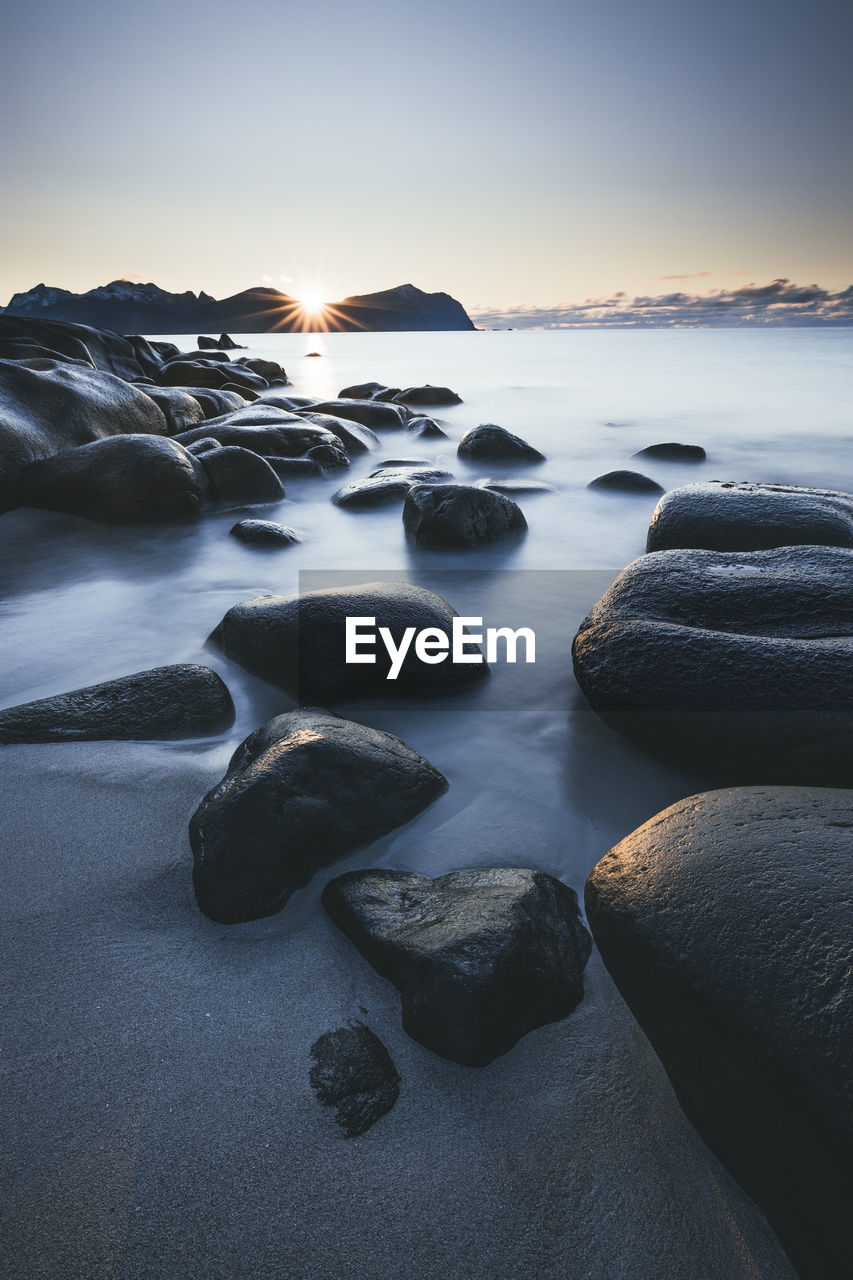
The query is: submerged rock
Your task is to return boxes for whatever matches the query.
[457,424,544,462]
[333,468,453,509]
[587,470,663,494]
[403,483,527,549]
[0,664,234,743]
[323,868,592,1067]
[199,445,284,505]
[633,442,706,462]
[175,418,348,468]
[190,707,447,923]
[309,1024,400,1138]
[646,481,853,552]
[407,416,449,439]
[197,334,244,350]
[572,544,853,782]
[229,518,301,546]
[585,785,853,1280]
[160,359,267,395]
[477,477,556,494]
[17,434,207,522]
[298,411,380,455]
[308,398,407,431]
[392,385,462,407]
[338,381,399,401]
[211,580,489,700]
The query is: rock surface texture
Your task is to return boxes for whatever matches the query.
[403,483,527,548]
[457,424,544,463]
[309,1024,400,1137]
[585,786,853,1280]
[572,545,853,782]
[323,868,592,1066]
[646,481,853,552]
[190,708,448,923]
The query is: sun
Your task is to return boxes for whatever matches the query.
[297,288,328,317]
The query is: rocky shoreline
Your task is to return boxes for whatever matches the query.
[1,315,848,1280]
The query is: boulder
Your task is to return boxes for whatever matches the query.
[646,481,853,552]
[457,424,544,463]
[17,434,207,522]
[392,385,462,407]
[197,334,245,350]
[309,1025,400,1138]
[166,386,245,418]
[0,357,167,510]
[378,456,430,468]
[323,868,592,1067]
[403,483,527,549]
[308,399,407,431]
[175,419,348,468]
[332,468,453,509]
[235,356,288,384]
[160,360,268,395]
[298,411,380,455]
[477,477,556,494]
[189,707,447,923]
[210,580,489,700]
[139,384,204,434]
[633,442,706,462]
[407,416,449,439]
[585,785,853,1280]
[229,518,301,546]
[184,437,221,457]
[0,665,234,743]
[571,545,853,782]
[199,446,284,505]
[264,456,324,479]
[587,470,663,494]
[0,315,164,381]
[338,381,398,401]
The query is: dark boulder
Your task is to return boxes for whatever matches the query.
[633,442,706,462]
[323,868,592,1067]
[139,384,204,434]
[585,785,853,1280]
[210,580,489,700]
[392,385,462,407]
[230,518,301,546]
[407,416,449,439]
[160,359,268,394]
[17,434,207,522]
[587,470,663,494]
[235,355,288,384]
[333,468,453,509]
[0,664,234,743]
[190,707,447,923]
[166,386,245,419]
[184,437,221,457]
[308,399,408,431]
[264,456,324,479]
[0,315,164,381]
[379,456,430,468]
[338,381,398,401]
[572,544,853,782]
[309,1024,400,1138]
[175,417,348,468]
[0,357,167,510]
[298,411,380,455]
[646,481,853,552]
[199,446,284,505]
[457,424,544,463]
[477,477,556,494]
[403,483,527,549]
[197,334,245,350]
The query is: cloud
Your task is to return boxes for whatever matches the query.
[470,279,853,329]
[657,271,711,280]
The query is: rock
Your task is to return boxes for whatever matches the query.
[175,417,349,469]
[229,519,301,546]
[308,399,407,431]
[585,785,853,1280]
[259,394,321,411]
[338,381,397,400]
[0,357,167,510]
[0,665,234,743]
[298,411,380,455]
[333,468,453,509]
[235,356,288,384]
[0,315,164,381]
[221,382,259,401]
[646,481,853,552]
[305,351,322,358]
[17,434,207,522]
[167,386,245,418]
[309,1024,400,1138]
[587,470,664,494]
[197,334,245,350]
[407,416,449,439]
[210,580,489,700]
[264,456,324,479]
[184,437,221,457]
[323,868,592,1067]
[199,446,284,505]
[160,359,268,395]
[571,545,853,782]
[392,385,462,407]
[477,478,556,494]
[189,707,447,923]
[139,384,204,434]
[633,442,706,462]
[457,424,544,463]
[403,483,527,549]
[165,349,233,364]
[379,456,430,468]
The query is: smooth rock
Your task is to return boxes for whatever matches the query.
[633,442,706,462]
[407,416,449,439]
[585,785,853,1280]
[210,580,489,700]
[166,386,245,418]
[403,483,527,549]
[298,411,380,455]
[392,385,462,407]
[139,384,204,434]
[189,707,447,923]
[200,446,284,505]
[338,381,398,400]
[646,481,853,552]
[175,419,348,468]
[457,424,544,463]
[587,470,664,494]
[229,519,301,546]
[333,468,453,509]
[0,665,234,743]
[323,867,592,1067]
[308,399,407,431]
[571,545,853,781]
[17,434,207,522]
[197,334,244,350]
[477,477,556,494]
[309,1024,400,1137]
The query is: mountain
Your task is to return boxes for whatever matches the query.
[2,280,476,334]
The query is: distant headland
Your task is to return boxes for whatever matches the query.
[0,281,476,335]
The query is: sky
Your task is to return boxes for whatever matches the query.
[1,0,851,324]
